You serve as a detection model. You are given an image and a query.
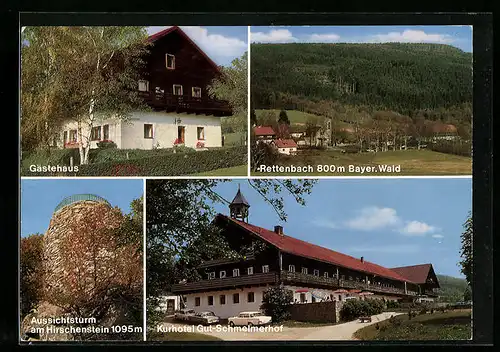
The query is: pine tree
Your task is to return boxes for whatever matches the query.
[459,212,472,286]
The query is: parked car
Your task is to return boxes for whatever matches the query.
[228,311,272,327]
[174,309,196,321]
[188,311,220,325]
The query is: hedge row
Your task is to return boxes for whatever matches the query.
[88,146,195,164]
[428,141,471,157]
[77,146,247,176]
[340,299,385,322]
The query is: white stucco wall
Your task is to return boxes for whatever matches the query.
[120,111,222,150]
[277,147,297,155]
[56,111,222,150]
[184,286,270,319]
[57,117,123,149]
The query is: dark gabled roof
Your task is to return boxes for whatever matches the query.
[230,189,250,207]
[217,214,415,283]
[147,26,221,73]
[390,264,436,284]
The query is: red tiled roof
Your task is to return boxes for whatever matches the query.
[218,214,415,283]
[390,264,433,284]
[147,26,221,73]
[275,139,298,148]
[254,126,276,136]
[430,123,457,134]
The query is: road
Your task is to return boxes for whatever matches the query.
[158,312,402,341]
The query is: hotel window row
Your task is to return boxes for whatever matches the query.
[138,80,202,98]
[194,292,257,306]
[62,125,110,144]
[208,265,271,279]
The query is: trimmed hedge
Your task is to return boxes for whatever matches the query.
[78,146,247,176]
[87,147,194,164]
[428,140,471,157]
[340,299,385,322]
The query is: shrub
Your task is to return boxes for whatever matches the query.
[260,286,294,323]
[428,140,471,157]
[96,140,117,149]
[77,146,247,176]
[386,300,400,309]
[340,299,384,322]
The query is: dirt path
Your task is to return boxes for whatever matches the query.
[157,312,402,341]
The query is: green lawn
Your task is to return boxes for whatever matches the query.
[191,164,248,176]
[252,149,471,176]
[354,310,471,340]
[148,331,222,341]
[256,109,326,125]
[224,132,247,146]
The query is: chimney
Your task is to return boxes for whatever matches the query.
[274,225,284,236]
[361,256,364,263]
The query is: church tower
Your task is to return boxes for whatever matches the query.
[229,185,250,222]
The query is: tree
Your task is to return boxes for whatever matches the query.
[258,110,278,129]
[21,26,151,164]
[250,108,257,127]
[276,123,290,139]
[463,286,472,302]
[208,52,248,130]
[305,116,320,147]
[278,109,290,125]
[146,179,316,328]
[20,234,44,318]
[459,212,472,286]
[260,286,294,323]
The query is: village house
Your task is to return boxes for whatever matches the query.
[253,126,276,144]
[56,26,232,150]
[170,189,440,319]
[273,139,298,155]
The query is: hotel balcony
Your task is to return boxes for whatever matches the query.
[139,91,232,116]
[171,272,278,293]
[281,271,412,296]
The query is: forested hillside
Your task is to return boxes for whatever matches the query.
[436,274,470,303]
[251,43,472,122]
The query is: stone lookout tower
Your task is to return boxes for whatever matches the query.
[43,194,116,299]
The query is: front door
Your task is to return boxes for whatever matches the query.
[178,126,185,143]
[166,299,175,315]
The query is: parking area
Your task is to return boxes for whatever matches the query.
[157,312,402,341]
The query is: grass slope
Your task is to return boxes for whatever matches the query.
[191,164,248,176]
[354,310,471,340]
[252,149,471,176]
[436,275,469,302]
[256,109,327,126]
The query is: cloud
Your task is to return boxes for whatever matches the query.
[370,29,454,44]
[345,206,400,231]
[432,234,444,239]
[348,244,420,254]
[400,221,437,236]
[250,29,296,43]
[307,33,341,42]
[312,218,338,229]
[147,26,247,58]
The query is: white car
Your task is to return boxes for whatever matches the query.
[174,309,196,321]
[228,311,272,327]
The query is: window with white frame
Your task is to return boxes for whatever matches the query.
[324,272,329,278]
[138,80,149,92]
[90,126,101,141]
[262,265,269,273]
[166,54,175,69]
[233,269,240,277]
[288,265,295,272]
[220,271,226,278]
[69,130,77,143]
[302,267,308,274]
[192,86,202,98]
[247,267,254,275]
[313,269,320,276]
[173,84,183,96]
[208,272,215,280]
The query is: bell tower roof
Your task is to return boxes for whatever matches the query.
[230,186,250,207]
[229,185,250,222]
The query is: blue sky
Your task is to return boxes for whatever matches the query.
[21,179,143,238]
[147,26,248,66]
[211,178,472,278]
[250,26,473,52]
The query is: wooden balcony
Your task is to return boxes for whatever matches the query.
[139,91,232,116]
[280,271,409,296]
[171,272,278,293]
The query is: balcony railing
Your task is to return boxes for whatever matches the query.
[280,271,409,296]
[139,91,231,113]
[171,272,278,293]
